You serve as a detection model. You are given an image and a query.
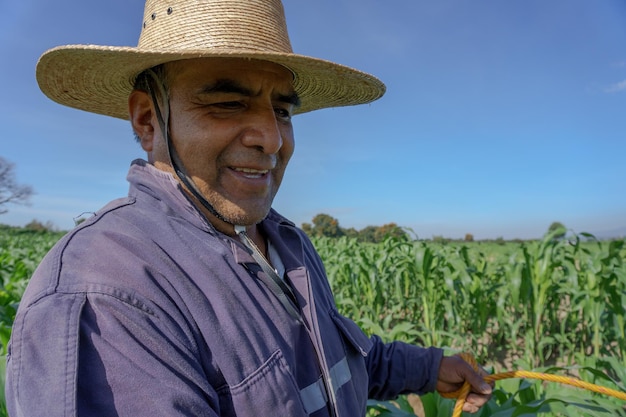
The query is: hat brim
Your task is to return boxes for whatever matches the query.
[36,45,386,119]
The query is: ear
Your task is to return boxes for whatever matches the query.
[129,90,157,152]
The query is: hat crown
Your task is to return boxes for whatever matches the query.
[138,0,293,53]
[36,0,385,120]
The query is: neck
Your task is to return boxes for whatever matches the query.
[153,160,268,255]
[195,201,267,257]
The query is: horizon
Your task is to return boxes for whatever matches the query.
[1,215,624,242]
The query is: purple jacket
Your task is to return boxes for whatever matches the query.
[6,160,442,417]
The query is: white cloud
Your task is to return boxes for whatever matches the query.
[605,79,626,93]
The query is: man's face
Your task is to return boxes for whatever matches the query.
[146,58,298,228]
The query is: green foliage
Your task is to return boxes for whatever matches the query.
[0,227,64,353]
[2,224,625,416]
[314,231,626,416]
[547,221,567,241]
[0,226,64,416]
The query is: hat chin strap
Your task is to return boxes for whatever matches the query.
[143,73,303,318]
[145,70,243,233]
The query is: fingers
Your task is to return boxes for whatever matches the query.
[463,392,489,414]
[460,358,493,414]
[437,354,494,413]
[464,365,493,395]
[451,354,492,394]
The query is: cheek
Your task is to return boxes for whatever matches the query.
[150,133,171,164]
[172,126,216,163]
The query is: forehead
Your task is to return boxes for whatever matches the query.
[165,58,295,92]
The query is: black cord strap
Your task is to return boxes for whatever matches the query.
[144,72,301,322]
[145,70,230,225]
[235,226,302,324]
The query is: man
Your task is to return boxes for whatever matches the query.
[6,1,492,416]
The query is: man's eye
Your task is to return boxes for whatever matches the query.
[215,101,243,109]
[275,107,292,121]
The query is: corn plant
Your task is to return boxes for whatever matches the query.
[314,230,626,416]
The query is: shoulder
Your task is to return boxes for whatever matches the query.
[21,198,177,307]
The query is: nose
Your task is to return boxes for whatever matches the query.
[240,106,284,155]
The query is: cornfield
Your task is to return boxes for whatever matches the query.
[314,229,626,416]
[1,225,625,416]
[0,227,65,417]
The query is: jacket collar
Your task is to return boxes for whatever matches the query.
[127,158,303,268]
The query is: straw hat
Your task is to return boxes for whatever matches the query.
[36,0,385,119]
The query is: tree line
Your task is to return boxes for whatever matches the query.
[301,213,408,243]
[301,215,572,244]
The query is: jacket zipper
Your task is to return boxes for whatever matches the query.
[234,227,339,416]
[297,274,339,417]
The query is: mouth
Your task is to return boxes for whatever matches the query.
[231,167,270,179]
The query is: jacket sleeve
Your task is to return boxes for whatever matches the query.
[365,335,443,400]
[6,291,220,417]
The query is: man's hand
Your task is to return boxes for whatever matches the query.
[436,354,493,414]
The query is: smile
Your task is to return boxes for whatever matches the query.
[232,167,269,179]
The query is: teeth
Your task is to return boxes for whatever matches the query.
[234,167,268,177]
[235,168,267,174]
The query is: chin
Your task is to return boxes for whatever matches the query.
[221,205,270,226]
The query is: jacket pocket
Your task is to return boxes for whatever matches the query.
[329,310,373,416]
[216,349,308,416]
[329,309,373,357]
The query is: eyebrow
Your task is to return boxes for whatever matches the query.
[199,79,301,107]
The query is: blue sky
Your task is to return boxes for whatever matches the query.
[1,0,625,239]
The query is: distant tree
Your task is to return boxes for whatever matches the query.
[464,233,474,242]
[432,235,450,244]
[547,221,567,240]
[374,223,407,243]
[303,214,410,243]
[0,157,33,214]
[311,213,343,238]
[358,225,378,243]
[24,219,56,232]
